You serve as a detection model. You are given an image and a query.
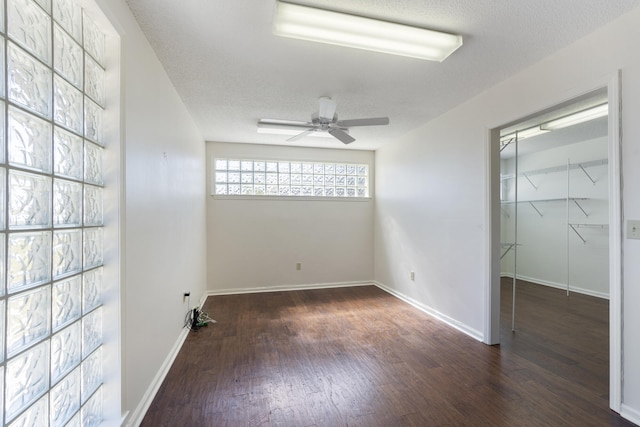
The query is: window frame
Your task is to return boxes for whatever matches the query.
[211,157,373,200]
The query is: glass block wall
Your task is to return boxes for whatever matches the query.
[0,0,106,425]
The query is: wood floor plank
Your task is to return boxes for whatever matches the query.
[141,284,636,426]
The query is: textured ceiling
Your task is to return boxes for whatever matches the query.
[125,0,639,150]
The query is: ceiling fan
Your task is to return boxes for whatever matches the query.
[258,97,390,145]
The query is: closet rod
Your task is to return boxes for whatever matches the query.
[501,197,588,204]
[501,158,607,181]
[570,223,609,229]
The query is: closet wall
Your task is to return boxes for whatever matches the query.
[501,137,609,298]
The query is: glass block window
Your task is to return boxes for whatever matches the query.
[0,0,107,425]
[214,158,370,198]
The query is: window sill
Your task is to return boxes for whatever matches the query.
[211,195,372,202]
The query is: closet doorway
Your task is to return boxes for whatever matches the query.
[500,89,609,330]
[488,80,623,412]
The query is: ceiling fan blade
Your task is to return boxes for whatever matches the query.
[287,129,315,142]
[329,128,356,144]
[318,97,337,121]
[337,117,390,127]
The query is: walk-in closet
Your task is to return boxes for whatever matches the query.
[500,90,610,327]
[498,90,611,400]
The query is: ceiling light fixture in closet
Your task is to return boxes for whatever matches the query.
[540,103,608,131]
[500,103,609,143]
[500,126,549,142]
[272,1,463,61]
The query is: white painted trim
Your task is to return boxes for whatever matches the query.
[125,293,208,427]
[207,281,374,296]
[212,195,372,202]
[486,71,624,413]
[485,127,501,345]
[373,281,485,342]
[608,70,623,413]
[124,329,189,427]
[620,404,640,426]
[499,273,610,300]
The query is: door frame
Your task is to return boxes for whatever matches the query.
[485,71,623,412]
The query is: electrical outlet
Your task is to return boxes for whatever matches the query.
[296,262,302,270]
[628,220,640,239]
[183,291,190,299]
[410,271,415,281]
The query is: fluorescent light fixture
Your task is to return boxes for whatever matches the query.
[540,104,608,131]
[257,121,347,138]
[500,126,549,142]
[273,1,463,62]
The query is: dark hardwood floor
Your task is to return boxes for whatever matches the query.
[142,283,635,426]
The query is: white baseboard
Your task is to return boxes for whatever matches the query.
[621,403,640,426]
[373,281,484,342]
[125,292,208,427]
[500,272,609,300]
[207,280,374,296]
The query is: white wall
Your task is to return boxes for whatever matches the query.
[374,109,488,339]
[501,138,609,297]
[207,142,374,293]
[93,1,640,423]
[375,5,640,422]
[95,1,207,424]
